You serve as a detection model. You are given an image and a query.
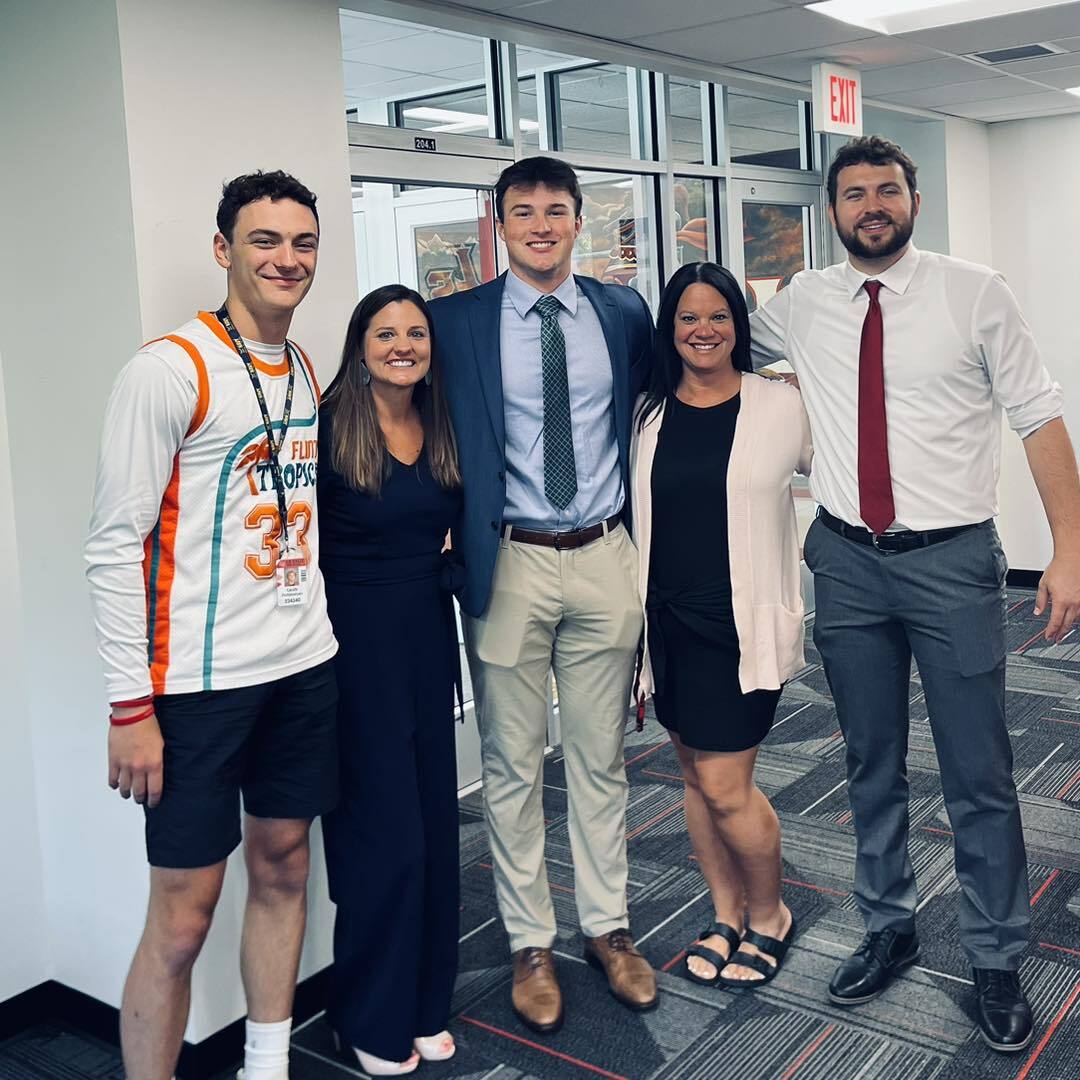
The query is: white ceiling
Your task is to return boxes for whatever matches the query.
[437,0,1080,123]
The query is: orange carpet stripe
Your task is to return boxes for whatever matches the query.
[458,1015,630,1080]
[1015,981,1080,1080]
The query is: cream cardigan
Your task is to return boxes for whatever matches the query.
[631,372,813,697]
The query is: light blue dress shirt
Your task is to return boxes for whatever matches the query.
[500,269,623,531]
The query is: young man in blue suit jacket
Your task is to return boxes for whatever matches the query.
[430,157,655,1034]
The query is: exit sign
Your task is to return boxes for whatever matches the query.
[811,63,862,137]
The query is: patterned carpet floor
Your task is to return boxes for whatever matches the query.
[4,586,1079,1079]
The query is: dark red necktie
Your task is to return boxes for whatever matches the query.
[858,280,895,535]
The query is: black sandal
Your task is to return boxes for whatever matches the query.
[718,914,798,990]
[684,922,742,986]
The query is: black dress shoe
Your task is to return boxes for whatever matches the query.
[828,929,920,1005]
[972,968,1033,1052]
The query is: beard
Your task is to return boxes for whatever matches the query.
[837,211,914,261]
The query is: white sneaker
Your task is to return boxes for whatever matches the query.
[414,1031,456,1061]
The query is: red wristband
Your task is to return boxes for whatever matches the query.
[111,694,154,709]
[110,705,155,726]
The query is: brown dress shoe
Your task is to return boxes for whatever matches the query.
[511,947,564,1034]
[584,929,658,1011]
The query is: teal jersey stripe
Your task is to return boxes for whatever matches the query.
[146,523,163,666]
[202,360,320,689]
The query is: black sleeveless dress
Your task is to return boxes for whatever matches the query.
[647,393,781,752]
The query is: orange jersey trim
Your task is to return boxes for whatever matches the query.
[292,342,321,403]
[197,310,291,376]
[145,453,182,695]
[164,334,211,436]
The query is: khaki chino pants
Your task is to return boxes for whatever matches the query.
[463,522,643,952]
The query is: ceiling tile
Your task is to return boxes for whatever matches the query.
[899,3,1080,55]
[877,76,1049,108]
[340,11,425,49]
[445,0,546,11]
[344,33,488,72]
[431,63,489,81]
[862,57,999,95]
[729,35,941,82]
[943,90,1080,119]
[342,60,423,90]
[502,0,780,41]
[996,49,1080,75]
[628,6,869,62]
[1025,64,1080,86]
[514,47,580,72]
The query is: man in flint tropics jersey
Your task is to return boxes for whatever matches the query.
[85,171,338,1080]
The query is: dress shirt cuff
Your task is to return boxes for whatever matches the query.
[1010,380,1064,440]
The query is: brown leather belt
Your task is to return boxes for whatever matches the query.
[506,514,622,550]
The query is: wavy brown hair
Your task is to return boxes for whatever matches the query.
[323,284,460,495]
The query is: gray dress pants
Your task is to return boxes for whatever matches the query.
[803,516,1029,970]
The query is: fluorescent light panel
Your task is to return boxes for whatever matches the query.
[402,106,539,134]
[807,0,1076,36]
[1067,86,1080,96]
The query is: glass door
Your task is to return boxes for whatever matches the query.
[350,144,509,794]
[353,181,499,301]
[727,179,822,317]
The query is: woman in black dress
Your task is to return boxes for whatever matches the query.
[319,285,463,1075]
[630,263,811,991]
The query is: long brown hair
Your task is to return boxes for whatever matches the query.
[323,284,461,495]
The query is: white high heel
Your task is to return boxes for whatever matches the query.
[331,1030,419,1075]
[414,1030,456,1061]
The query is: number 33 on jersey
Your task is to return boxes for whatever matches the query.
[86,311,338,698]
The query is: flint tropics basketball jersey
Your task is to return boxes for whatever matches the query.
[85,311,337,700]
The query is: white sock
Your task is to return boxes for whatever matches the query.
[242,1017,292,1080]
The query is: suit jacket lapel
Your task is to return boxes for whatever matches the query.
[578,275,629,468]
[467,274,507,453]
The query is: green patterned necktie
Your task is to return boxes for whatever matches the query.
[534,294,578,510]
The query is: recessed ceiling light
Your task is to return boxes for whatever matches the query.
[807,0,1076,36]
[402,106,539,134]
[1067,86,1080,97]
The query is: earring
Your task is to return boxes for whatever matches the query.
[424,370,433,386]
[360,362,372,386]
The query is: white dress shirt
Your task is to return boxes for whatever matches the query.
[499,269,621,530]
[750,245,1063,531]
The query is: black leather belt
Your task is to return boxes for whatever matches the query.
[506,514,621,550]
[818,508,984,553]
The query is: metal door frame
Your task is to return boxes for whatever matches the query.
[726,178,826,299]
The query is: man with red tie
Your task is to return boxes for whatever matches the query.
[750,135,1080,1052]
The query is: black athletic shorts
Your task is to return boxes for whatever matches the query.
[145,659,339,869]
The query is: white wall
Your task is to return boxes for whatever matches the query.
[0,0,357,1043]
[988,114,1080,571]
[0,0,143,1005]
[944,117,992,266]
[0,343,47,1003]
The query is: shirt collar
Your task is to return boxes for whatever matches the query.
[842,243,920,300]
[504,267,579,319]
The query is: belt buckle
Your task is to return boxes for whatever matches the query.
[552,531,565,551]
[870,531,893,554]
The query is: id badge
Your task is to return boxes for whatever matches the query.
[275,549,309,608]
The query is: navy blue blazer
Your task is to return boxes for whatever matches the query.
[430,272,654,617]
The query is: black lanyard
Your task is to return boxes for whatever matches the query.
[215,306,295,545]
